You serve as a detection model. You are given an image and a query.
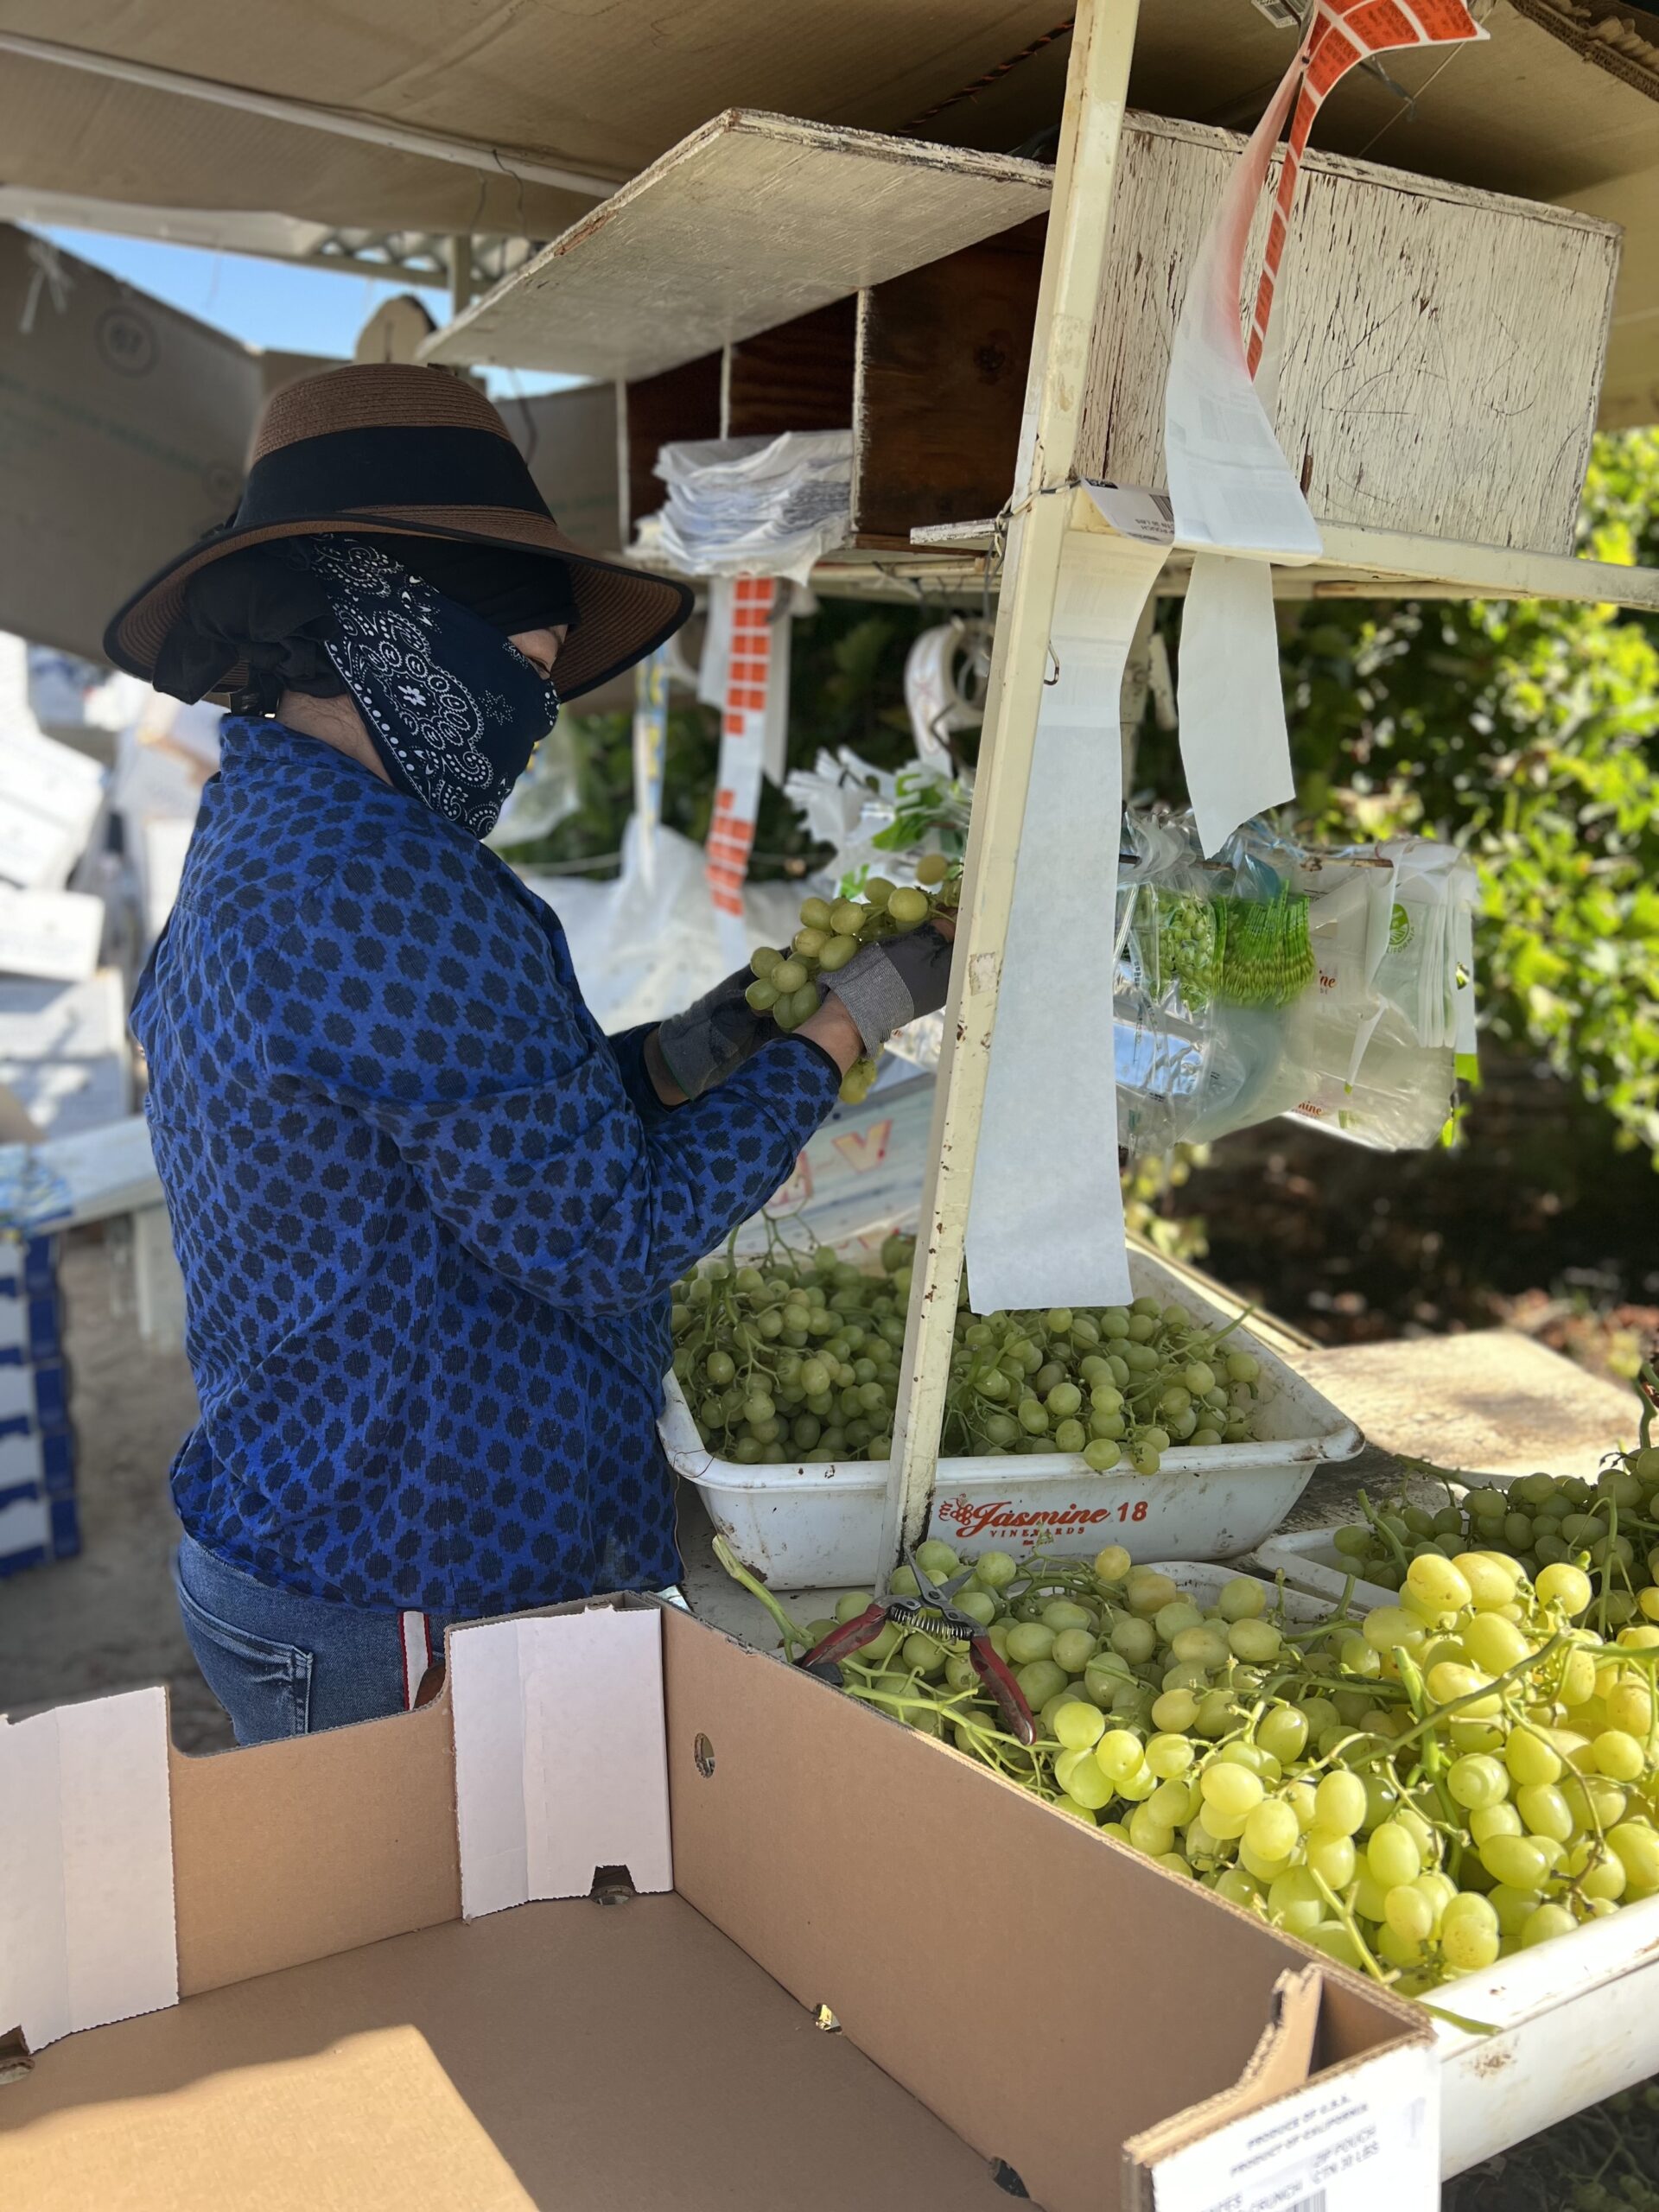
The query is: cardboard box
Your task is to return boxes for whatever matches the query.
[0,970,130,1138]
[0,226,267,667]
[0,1476,77,1574]
[0,1599,1435,2210]
[0,1420,74,1502]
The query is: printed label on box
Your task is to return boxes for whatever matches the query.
[1148,2042,1439,2212]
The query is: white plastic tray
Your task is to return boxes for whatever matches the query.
[1251,1526,1395,1613]
[1147,1559,1330,1627]
[663,1249,1362,1586]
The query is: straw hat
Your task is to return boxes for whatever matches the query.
[103,363,692,702]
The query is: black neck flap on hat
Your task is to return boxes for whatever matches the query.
[355,534,579,636]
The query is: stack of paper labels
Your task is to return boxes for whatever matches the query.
[646,432,853,584]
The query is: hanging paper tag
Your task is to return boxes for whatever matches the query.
[1248,0,1487,380]
[1166,0,1485,559]
[631,643,670,892]
[1163,58,1321,563]
[965,530,1169,1313]
[1166,0,1484,855]
[705,575,783,969]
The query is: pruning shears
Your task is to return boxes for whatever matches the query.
[798,1550,1036,1745]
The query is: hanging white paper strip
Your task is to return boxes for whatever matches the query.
[965,529,1168,1313]
[1177,554,1296,856]
[1162,55,1320,566]
[1165,0,1484,858]
[630,643,671,893]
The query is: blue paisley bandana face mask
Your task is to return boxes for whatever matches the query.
[281,537,560,838]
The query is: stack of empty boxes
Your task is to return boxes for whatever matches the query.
[0,1230,77,1575]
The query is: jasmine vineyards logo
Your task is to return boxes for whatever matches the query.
[935,1495,1145,1543]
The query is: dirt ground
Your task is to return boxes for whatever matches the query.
[0,1224,233,1752]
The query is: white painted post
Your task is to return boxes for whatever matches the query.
[878,0,1147,1572]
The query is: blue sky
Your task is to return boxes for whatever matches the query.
[41,226,575,399]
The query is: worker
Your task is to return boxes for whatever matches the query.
[105,363,955,1745]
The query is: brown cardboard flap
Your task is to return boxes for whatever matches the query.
[660,1610,1423,2212]
[168,1694,459,1997]
[1119,1966,1322,2197]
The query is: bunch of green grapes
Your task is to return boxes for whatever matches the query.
[671,1234,918,1465]
[1214,887,1315,1009]
[1335,1444,1659,1631]
[1152,890,1220,1013]
[943,1294,1269,1474]
[746,855,959,1106]
[671,1236,1274,1472]
[738,1538,1659,1999]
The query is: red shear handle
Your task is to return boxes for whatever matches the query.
[969,1637,1035,1745]
[798,1605,887,1671]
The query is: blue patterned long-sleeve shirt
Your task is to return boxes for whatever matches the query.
[130,718,841,1614]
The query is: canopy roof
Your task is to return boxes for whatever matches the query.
[0,0,1652,226]
[0,0,1653,413]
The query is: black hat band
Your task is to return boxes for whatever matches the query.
[237,424,550,529]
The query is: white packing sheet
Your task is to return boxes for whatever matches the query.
[965,527,1169,1313]
[449,1605,672,1922]
[1176,554,1296,856]
[0,885,105,983]
[1160,51,1321,567]
[0,1686,179,2052]
[0,795,80,894]
[524,822,799,1037]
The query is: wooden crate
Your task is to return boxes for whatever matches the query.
[1077,113,1619,558]
[855,115,1618,556]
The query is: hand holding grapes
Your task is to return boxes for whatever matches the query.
[747,857,959,1104]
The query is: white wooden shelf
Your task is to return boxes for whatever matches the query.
[422,110,1052,381]
[911,488,1659,611]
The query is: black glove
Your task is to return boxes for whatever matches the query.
[827,923,955,1055]
[652,968,772,1100]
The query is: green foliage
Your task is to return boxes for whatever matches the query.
[789,600,932,768]
[499,598,933,877]
[1142,430,1659,1160]
[1122,1146,1210,1262]
[1276,430,1659,1158]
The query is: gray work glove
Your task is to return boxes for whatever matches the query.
[827,923,955,1055]
[652,968,772,1100]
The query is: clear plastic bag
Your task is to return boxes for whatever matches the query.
[782,749,970,898]
[1114,811,1473,1157]
[1115,811,1318,1155]
[1280,836,1478,1149]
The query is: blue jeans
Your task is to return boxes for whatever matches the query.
[175,1532,461,1745]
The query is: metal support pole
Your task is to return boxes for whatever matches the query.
[449,237,475,320]
[878,0,1146,1572]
